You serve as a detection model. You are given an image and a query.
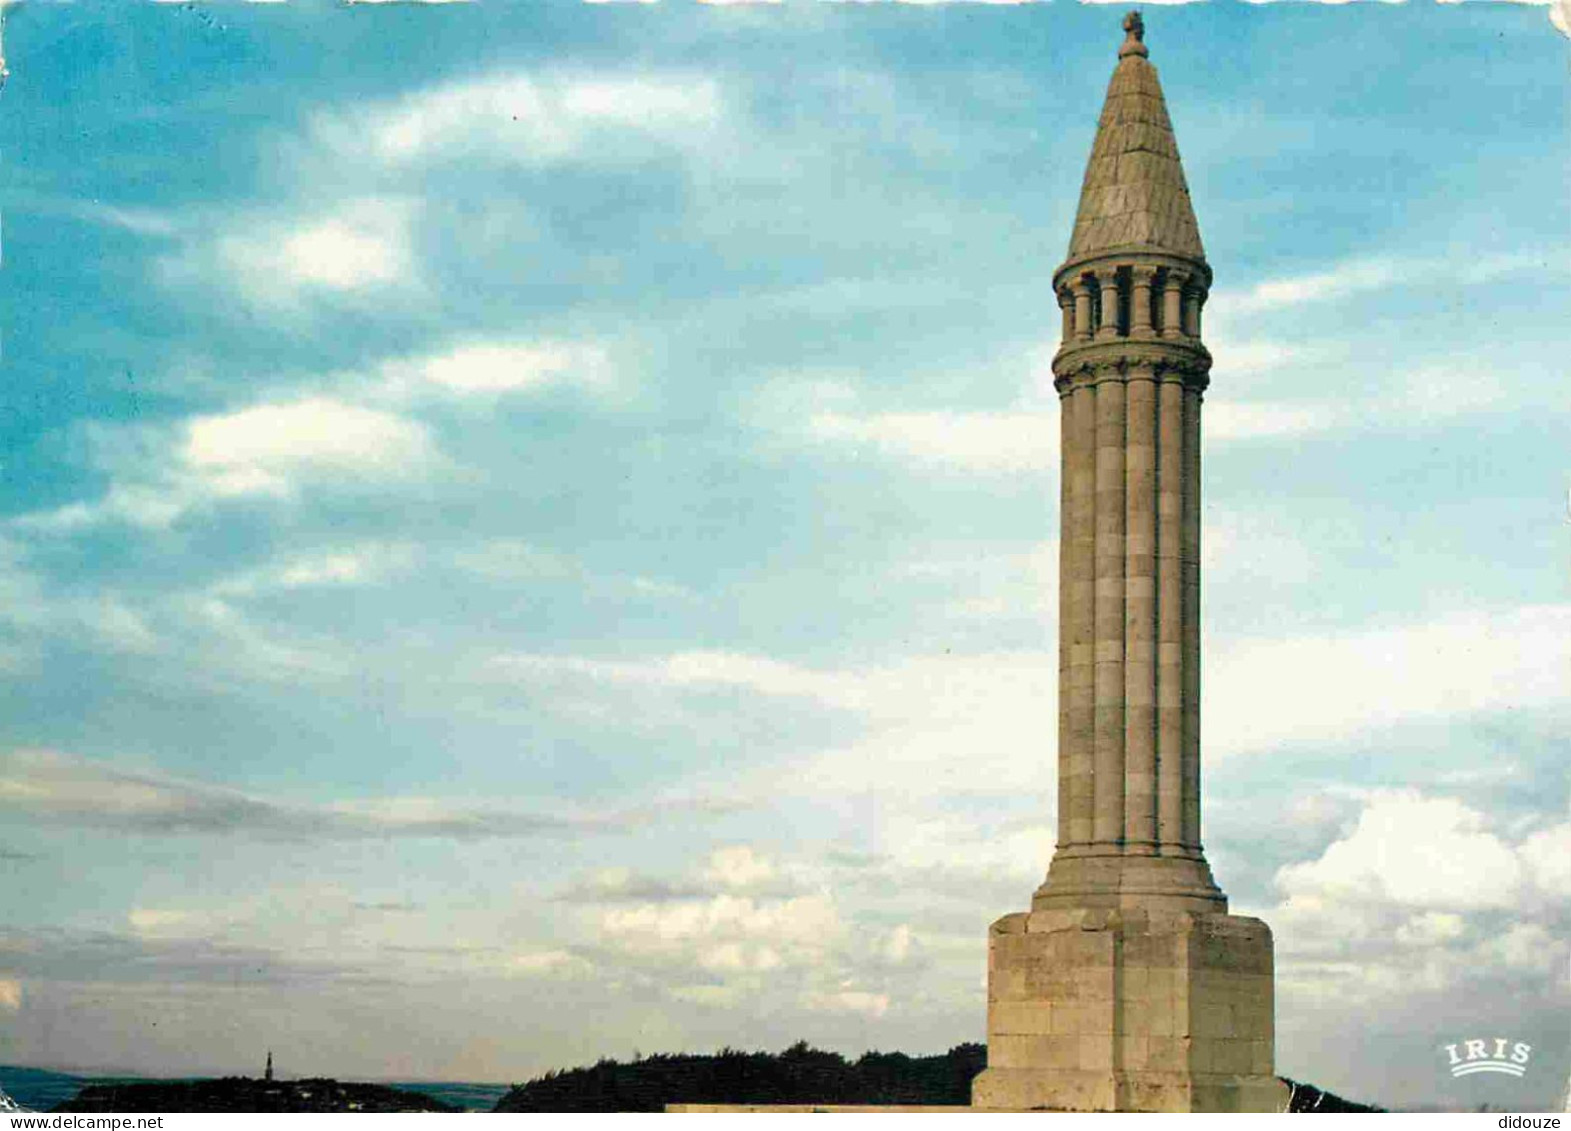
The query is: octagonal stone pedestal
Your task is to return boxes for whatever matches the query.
[970,906,1289,1113]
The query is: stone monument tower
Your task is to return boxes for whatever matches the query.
[970,12,1285,1113]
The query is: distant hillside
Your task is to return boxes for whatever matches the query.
[496,1043,1385,1112]
[54,1077,458,1113]
[0,1067,91,1113]
[496,1041,986,1112]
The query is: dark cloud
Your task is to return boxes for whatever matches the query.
[0,925,376,990]
[554,873,714,905]
[0,749,724,843]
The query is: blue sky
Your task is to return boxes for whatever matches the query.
[0,0,1568,1110]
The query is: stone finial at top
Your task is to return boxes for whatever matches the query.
[1119,10,1148,59]
[1062,3,1205,266]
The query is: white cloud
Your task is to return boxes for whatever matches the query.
[1208,605,1571,759]
[1220,260,1401,313]
[800,359,1521,467]
[1519,822,1571,898]
[703,845,777,890]
[1392,911,1465,948]
[325,71,720,168]
[212,543,421,596]
[809,410,1057,473]
[751,652,1061,804]
[800,988,890,1017]
[1206,364,1513,443]
[175,596,352,683]
[77,598,160,654]
[1207,337,1310,378]
[0,545,163,655]
[1205,401,1333,441]
[1478,922,1562,976]
[900,539,1059,622]
[212,198,417,305]
[492,649,865,711]
[1203,511,1316,588]
[1218,248,1568,315]
[495,644,1065,805]
[378,340,612,400]
[282,212,408,289]
[545,840,974,1033]
[493,598,1569,839]
[1266,789,1571,1029]
[12,484,190,533]
[72,202,179,238]
[1275,791,1523,912]
[10,366,460,531]
[183,397,436,497]
[600,893,840,956]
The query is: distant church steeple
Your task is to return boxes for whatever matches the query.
[265,1050,274,1082]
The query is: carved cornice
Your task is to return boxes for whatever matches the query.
[1051,337,1211,396]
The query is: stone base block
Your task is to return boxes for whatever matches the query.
[972,905,1283,1112]
[971,1068,1288,1113]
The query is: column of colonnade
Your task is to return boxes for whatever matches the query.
[1052,265,1208,863]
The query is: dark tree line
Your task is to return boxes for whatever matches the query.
[55,1077,458,1113]
[495,1041,986,1112]
[495,1043,1385,1113]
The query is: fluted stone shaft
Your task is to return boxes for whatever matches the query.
[1181,385,1203,848]
[1091,377,1126,845]
[1041,345,1218,909]
[1059,381,1096,846]
[1031,6,1222,913]
[1052,354,1206,856]
[1155,377,1185,849]
[1123,367,1157,853]
[1058,376,1097,849]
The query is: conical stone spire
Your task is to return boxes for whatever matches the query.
[1065,10,1205,266]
